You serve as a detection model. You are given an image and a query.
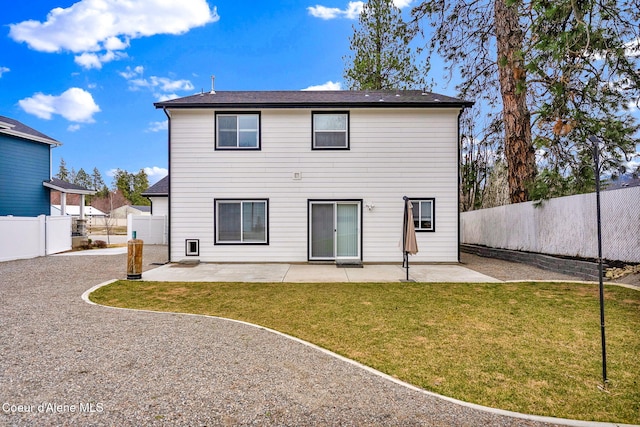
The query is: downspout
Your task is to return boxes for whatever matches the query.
[457,108,463,264]
[162,107,171,261]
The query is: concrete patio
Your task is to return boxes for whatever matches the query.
[140,262,501,283]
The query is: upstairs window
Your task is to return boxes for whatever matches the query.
[312,112,349,149]
[411,198,435,232]
[216,113,260,150]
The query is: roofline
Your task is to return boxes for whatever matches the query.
[0,120,61,146]
[141,192,168,197]
[155,101,474,110]
[43,181,96,195]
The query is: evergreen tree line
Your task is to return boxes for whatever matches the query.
[344,0,640,210]
[55,158,150,207]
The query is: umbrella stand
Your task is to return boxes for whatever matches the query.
[401,196,416,282]
[403,251,410,281]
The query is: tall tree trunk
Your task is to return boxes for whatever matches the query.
[494,0,536,203]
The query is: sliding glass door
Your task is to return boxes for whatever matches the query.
[309,201,360,261]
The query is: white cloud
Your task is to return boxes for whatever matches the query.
[0,66,9,77]
[74,50,128,69]
[144,166,168,178]
[120,65,193,101]
[18,87,101,123]
[307,5,342,19]
[302,81,342,91]
[67,124,81,132]
[308,2,363,19]
[9,0,219,68]
[155,93,180,102]
[344,1,365,18]
[393,0,413,8]
[145,76,194,92]
[308,0,411,19]
[147,120,168,132]
[119,65,144,79]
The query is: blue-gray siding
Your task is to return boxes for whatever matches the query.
[0,134,51,216]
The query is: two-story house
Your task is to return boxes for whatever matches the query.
[0,115,61,217]
[154,90,472,264]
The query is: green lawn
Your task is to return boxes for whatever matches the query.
[90,281,640,424]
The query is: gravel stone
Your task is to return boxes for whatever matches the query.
[1,246,579,426]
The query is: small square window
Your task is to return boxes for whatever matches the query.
[410,198,435,232]
[312,112,349,149]
[216,113,260,150]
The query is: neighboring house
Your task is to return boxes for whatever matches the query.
[51,204,106,217]
[0,115,60,216]
[154,90,472,263]
[46,178,97,215]
[111,204,151,219]
[142,175,168,216]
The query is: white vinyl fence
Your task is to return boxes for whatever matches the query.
[127,214,167,245]
[0,215,72,262]
[461,186,640,263]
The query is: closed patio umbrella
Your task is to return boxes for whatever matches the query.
[402,196,418,281]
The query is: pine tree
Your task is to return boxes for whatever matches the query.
[413,0,640,202]
[344,0,423,90]
[91,167,108,197]
[74,168,91,189]
[56,158,69,182]
[113,169,150,206]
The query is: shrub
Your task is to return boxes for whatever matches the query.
[93,240,107,248]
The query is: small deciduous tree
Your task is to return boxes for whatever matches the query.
[459,108,503,211]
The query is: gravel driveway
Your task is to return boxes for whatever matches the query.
[0,247,589,426]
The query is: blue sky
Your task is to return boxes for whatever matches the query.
[0,0,418,186]
[1,0,637,189]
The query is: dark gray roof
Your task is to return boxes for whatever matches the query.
[0,115,60,145]
[142,175,168,196]
[132,205,152,212]
[43,178,96,195]
[154,90,473,109]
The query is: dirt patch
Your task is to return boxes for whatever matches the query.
[460,252,581,282]
[461,252,640,288]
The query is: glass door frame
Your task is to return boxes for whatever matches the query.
[307,199,362,262]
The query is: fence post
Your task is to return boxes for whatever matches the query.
[38,215,46,257]
[127,213,133,240]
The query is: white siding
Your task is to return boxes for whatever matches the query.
[150,197,168,217]
[168,108,461,263]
